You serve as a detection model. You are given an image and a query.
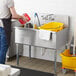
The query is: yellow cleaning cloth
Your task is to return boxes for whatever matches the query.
[38,22,64,32]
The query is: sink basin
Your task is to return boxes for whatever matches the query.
[14,26,68,49]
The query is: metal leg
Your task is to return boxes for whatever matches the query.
[29,45,31,59]
[75,71,76,76]
[16,44,19,66]
[54,50,57,76]
[65,45,67,49]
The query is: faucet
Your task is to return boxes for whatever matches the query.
[34,13,41,26]
[41,14,54,21]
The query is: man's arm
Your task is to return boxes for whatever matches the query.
[10,6,28,23]
[10,7,22,19]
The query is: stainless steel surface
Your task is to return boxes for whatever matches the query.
[15,27,68,75]
[16,43,19,66]
[54,50,57,76]
[14,14,70,76]
[15,27,68,49]
[15,14,69,50]
[7,21,23,59]
[29,45,31,59]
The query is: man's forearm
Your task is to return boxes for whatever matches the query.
[12,14,22,19]
[10,7,22,19]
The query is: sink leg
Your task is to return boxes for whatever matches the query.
[29,45,31,59]
[54,49,57,76]
[16,43,19,66]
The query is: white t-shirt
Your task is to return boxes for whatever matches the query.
[0,0,14,27]
[0,0,14,19]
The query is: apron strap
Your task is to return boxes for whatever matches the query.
[1,16,12,47]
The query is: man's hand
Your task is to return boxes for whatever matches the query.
[21,15,29,22]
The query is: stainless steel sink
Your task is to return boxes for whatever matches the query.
[15,26,68,49]
[14,14,69,76]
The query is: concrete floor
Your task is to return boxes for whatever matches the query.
[6,56,75,76]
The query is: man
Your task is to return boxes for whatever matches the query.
[0,0,27,64]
